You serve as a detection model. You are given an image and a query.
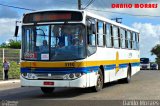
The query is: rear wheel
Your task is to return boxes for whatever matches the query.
[41,87,55,94]
[92,69,104,92]
[124,66,131,83]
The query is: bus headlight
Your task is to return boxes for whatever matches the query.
[21,73,38,79]
[63,73,83,80]
[68,73,83,79]
[75,73,81,78]
[21,73,27,77]
[69,73,74,79]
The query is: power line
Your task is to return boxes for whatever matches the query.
[83,0,95,9]
[0,3,35,11]
[86,8,160,17]
[0,1,78,11]
[58,0,77,4]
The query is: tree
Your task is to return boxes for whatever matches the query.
[0,42,8,48]
[0,39,21,49]
[151,44,160,69]
[8,39,21,49]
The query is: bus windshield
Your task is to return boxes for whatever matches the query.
[22,24,86,61]
[140,58,149,64]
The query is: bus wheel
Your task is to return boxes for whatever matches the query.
[92,69,103,92]
[41,87,55,94]
[124,66,131,83]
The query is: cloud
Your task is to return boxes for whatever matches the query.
[0,18,18,43]
[7,0,78,10]
[132,23,160,61]
[86,0,160,18]
[1,0,159,17]
[0,7,19,18]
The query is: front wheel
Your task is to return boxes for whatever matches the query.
[92,69,103,92]
[41,87,55,94]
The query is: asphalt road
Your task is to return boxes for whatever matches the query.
[0,70,160,106]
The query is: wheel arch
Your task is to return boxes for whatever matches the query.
[128,63,132,75]
[99,65,105,83]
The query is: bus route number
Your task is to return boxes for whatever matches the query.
[65,63,75,67]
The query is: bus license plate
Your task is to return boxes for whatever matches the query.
[43,82,54,85]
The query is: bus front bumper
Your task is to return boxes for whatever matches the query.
[20,75,88,88]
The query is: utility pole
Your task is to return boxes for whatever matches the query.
[78,0,81,10]
[111,18,123,24]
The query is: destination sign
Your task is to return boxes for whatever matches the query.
[23,11,83,23]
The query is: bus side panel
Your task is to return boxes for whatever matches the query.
[86,54,99,87]
[115,67,128,80]
[131,65,140,76]
[93,48,118,82]
[69,74,88,87]
[89,72,97,87]
[104,70,110,83]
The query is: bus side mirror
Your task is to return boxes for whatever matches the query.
[91,24,96,34]
[14,26,19,37]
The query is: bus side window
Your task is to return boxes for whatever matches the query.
[120,28,126,49]
[127,31,131,49]
[87,18,96,46]
[136,33,139,50]
[89,34,96,46]
[87,18,97,56]
[106,23,112,48]
[113,26,119,48]
[132,32,136,50]
[97,21,104,47]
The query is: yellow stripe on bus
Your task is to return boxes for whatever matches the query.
[20,59,140,68]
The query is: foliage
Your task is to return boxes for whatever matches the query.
[0,39,21,49]
[151,44,160,69]
[0,43,8,48]
[9,61,20,79]
[8,39,21,49]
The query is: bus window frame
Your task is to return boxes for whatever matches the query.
[86,17,97,47]
[105,23,113,48]
[136,33,140,50]
[86,17,97,56]
[112,25,120,49]
[120,27,126,49]
[97,20,105,47]
[132,32,137,50]
[126,30,132,50]
[111,25,114,48]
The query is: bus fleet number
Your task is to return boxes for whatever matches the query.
[65,63,75,67]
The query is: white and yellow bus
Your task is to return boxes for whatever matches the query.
[20,10,140,94]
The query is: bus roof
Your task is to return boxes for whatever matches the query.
[23,9,139,33]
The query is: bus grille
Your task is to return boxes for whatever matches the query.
[35,73,65,80]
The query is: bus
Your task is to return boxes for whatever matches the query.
[19,10,140,94]
[140,58,150,70]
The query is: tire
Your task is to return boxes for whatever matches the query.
[123,65,131,83]
[41,87,55,94]
[92,69,104,92]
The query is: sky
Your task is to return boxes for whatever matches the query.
[0,0,160,61]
